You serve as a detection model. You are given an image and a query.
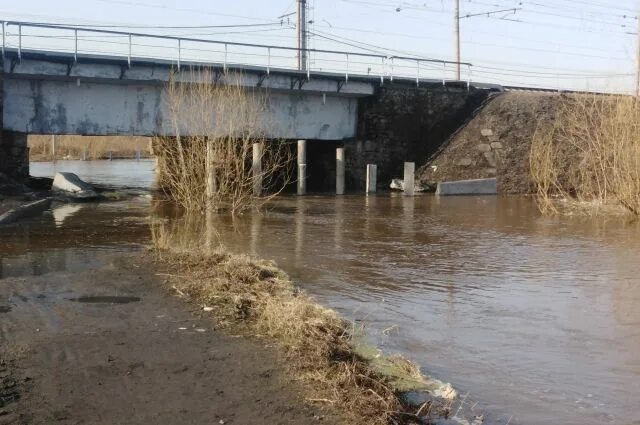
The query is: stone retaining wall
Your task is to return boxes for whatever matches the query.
[345,84,492,191]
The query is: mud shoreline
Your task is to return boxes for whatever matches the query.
[0,253,343,424]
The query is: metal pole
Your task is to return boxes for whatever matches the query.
[51,135,56,160]
[1,22,5,58]
[74,29,78,63]
[177,39,181,70]
[297,0,307,71]
[454,0,461,80]
[128,34,132,68]
[17,24,21,61]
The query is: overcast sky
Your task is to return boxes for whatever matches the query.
[2,0,638,92]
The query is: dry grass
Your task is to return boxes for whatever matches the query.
[530,94,640,216]
[150,217,458,425]
[154,68,293,213]
[28,135,152,161]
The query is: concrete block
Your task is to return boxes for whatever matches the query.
[436,178,497,196]
[52,172,99,199]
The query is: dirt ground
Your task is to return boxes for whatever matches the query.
[0,253,342,425]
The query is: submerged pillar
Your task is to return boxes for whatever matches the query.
[252,142,263,197]
[336,147,345,195]
[297,139,307,196]
[366,164,377,193]
[404,162,415,196]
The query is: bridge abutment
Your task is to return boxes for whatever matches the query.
[346,85,492,191]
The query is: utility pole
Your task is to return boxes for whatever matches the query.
[297,0,308,71]
[454,0,461,80]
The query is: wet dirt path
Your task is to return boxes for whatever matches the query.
[0,253,339,425]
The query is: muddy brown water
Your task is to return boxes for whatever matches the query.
[5,160,640,425]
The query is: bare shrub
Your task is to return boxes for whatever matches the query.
[154,68,293,213]
[530,94,640,216]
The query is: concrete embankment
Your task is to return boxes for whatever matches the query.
[0,198,53,225]
[417,92,564,194]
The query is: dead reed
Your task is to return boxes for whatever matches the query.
[154,68,293,213]
[530,94,640,216]
[150,216,458,425]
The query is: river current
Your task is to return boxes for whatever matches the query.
[2,160,637,425]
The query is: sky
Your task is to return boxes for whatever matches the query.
[1,0,638,92]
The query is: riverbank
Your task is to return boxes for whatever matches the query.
[0,252,345,424]
[151,244,459,425]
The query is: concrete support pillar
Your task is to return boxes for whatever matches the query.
[366,164,377,193]
[336,147,345,195]
[297,139,307,196]
[252,142,263,197]
[404,162,415,196]
[206,140,216,208]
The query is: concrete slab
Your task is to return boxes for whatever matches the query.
[436,178,497,196]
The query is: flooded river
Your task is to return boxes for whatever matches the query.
[4,160,640,425]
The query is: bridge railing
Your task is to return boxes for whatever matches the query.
[1,20,473,86]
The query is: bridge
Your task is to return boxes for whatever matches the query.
[0,21,499,190]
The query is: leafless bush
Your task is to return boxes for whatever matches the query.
[530,94,640,216]
[154,68,293,213]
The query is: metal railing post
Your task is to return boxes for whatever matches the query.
[307,50,310,80]
[17,24,21,61]
[223,43,228,73]
[267,47,270,75]
[74,29,78,63]
[416,59,419,87]
[467,64,472,90]
[345,53,349,82]
[1,22,5,59]
[128,34,131,68]
[442,62,446,86]
[380,57,384,85]
[177,38,181,70]
[390,57,394,82]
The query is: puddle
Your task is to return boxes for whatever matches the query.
[0,306,11,313]
[70,296,141,304]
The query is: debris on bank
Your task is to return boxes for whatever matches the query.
[390,178,429,193]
